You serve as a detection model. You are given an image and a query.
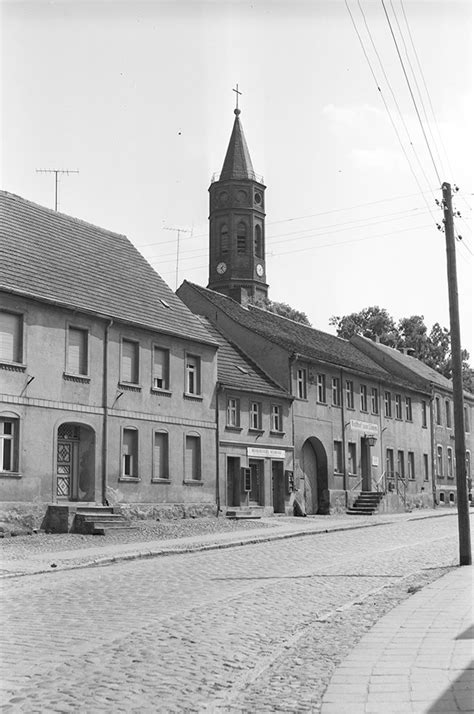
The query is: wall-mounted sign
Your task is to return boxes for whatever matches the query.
[372,456,379,467]
[247,447,286,459]
[349,420,379,435]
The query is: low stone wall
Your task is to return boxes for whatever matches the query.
[0,502,50,532]
[114,502,218,521]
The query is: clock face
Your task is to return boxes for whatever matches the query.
[256,263,264,277]
[254,192,262,205]
[216,261,227,275]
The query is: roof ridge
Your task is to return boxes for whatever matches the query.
[0,190,128,241]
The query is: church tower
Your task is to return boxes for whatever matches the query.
[208,99,268,304]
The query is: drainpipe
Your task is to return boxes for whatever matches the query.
[429,386,437,507]
[340,368,347,502]
[215,384,221,517]
[102,319,113,506]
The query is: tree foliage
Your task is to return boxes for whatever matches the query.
[330,306,473,393]
[254,297,311,326]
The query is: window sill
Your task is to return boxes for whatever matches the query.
[346,407,355,411]
[0,361,26,373]
[183,479,203,486]
[225,425,243,432]
[151,478,171,484]
[270,430,285,437]
[332,403,342,409]
[63,372,91,384]
[118,383,142,392]
[248,428,264,434]
[118,476,141,482]
[0,471,22,479]
[151,388,172,397]
[183,393,203,401]
[317,401,328,406]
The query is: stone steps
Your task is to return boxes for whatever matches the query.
[73,508,137,535]
[347,491,384,516]
[226,507,263,520]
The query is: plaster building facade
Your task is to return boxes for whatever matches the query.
[0,191,219,529]
[197,317,294,516]
[352,335,474,507]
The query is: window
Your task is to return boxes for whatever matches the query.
[237,222,247,253]
[464,406,470,432]
[384,391,392,418]
[360,384,368,412]
[447,447,454,478]
[435,397,441,425]
[0,311,23,363]
[332,377,341,407]
[408,451,415,480]
[271,404,283,432]
[449,492,455,504]
[439,492,445,503]
[226,398,240,427]
[220,224,229,254]
[296,368,307,399]
[397,450,405,478]
[333,440,343,473]
[0,418,18,472]
[185,435,201,481]
[254,225,263,258]
[386,448,394,477]
[346,380,354,409]
[437,445,443,478]
[445,400,451,428]
[185,354,201,395]
[371,387,379,415]
[153,431,169,480]
[423,453,429,481]
[250,402,262,430]
[395,394,402,420]
[152,347,170,390]
[122,428,138,478]
[67,327,88,375]
[466,451,471,478]
[121,339,139,384]
[405,396,413,422]
[422,400,427,428]
[317,374,326,403]
[348,442,357,474]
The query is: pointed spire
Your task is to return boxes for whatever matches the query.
[219,109,256,181]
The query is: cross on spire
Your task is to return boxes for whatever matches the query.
[233,83,242,114]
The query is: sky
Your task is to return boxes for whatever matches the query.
[1,0,472,355]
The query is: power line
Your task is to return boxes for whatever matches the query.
[380,0,442,186]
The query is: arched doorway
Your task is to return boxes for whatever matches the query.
[56,422,95,501]
[301,437,329,515]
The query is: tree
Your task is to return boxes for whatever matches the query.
[253,297,311,326]
[330,307,473,393]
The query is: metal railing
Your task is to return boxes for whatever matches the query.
[210,170,265,184]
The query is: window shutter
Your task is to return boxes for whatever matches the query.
[0,313,21,362]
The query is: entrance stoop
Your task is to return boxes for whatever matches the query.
[226,506,264,520]
[346,491,384,516]
[45,504,137,534]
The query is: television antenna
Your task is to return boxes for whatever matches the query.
[36,168,79,211]
[163,225,193,289]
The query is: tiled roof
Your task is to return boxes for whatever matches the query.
[219,113,256,181]
[197,317,289,399]
[0,191,216,345]
[353,336,453,391]
[182,281,411,385]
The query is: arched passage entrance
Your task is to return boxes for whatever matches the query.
[301,437,329,515]
[56,422,96,501]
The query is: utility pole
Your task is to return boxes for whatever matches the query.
[36,168,79,211]
[163,225,192,290]
[442,181,472,566]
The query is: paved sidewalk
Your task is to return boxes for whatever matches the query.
[0,508,458,578]
[321,564,474,714]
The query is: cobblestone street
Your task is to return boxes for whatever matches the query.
[0,515,465,712]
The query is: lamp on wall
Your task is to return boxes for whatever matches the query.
[365,435,377,447]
